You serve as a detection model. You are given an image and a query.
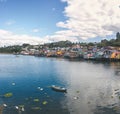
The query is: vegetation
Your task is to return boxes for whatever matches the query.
[0,32,120,53]
[0,45,22,53]
[4,92,13,98]
[42,101,48,105]
[44,40,72,48]
[33,99,39,102]
[97,32,120,47]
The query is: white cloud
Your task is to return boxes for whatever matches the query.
[0,29,49,47]
[1,0,120,46]
[0,29,78,47]
[45,33,78,43]
[5,20,16,26]
[61,0,67,2]
[32,28,40,33]
[57,0,120,40]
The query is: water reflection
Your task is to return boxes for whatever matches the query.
[55,61,120,114]
[110,62,120,77]
[0,55,120,114]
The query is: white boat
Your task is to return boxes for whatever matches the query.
[51,85,67,93]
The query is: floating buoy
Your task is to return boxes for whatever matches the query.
[21,107,25,111]
[73,96,79,100]
[15,106,19,109]
[40,88,43,91]
[12,83,16,86]
[3,104,7,107]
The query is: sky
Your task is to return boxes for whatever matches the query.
[0,0,120,46]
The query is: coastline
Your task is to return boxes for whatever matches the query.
[0,53,120,62]
[0,53,13,54]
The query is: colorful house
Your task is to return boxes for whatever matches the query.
[111,52,120,59]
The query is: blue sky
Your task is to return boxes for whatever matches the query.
[0,0,120,46]
[0,0,66,36]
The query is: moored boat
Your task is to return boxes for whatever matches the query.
[51,85,67,93]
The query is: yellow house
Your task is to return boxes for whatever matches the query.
[111,52,120,59]
[56,51,64,56]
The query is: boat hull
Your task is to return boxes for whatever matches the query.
[51,86,67,93]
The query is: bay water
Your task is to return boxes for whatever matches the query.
[0,54,120,114]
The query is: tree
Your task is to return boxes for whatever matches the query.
[22,43,30,48]
[116,32,120,41]
[88,42,94,46]
[100,39,109,46]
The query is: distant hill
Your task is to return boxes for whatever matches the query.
[0,32,120,53]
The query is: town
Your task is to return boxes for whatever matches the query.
[19,42,120,61]
[0,32,120,61]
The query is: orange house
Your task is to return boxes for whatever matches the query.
[111,52,120,59]
[56,51,64,56]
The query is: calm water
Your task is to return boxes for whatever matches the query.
[0,54,120,114]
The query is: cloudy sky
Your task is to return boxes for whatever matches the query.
[0,0,120,46]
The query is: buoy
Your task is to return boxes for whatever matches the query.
[15,106,19,109]
[21,107,25,111]
[73,96,79,100]
[40,88,43,91]
[3,104,7,107]
[12,83,16,85]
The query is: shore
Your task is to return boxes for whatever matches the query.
[0,53,120,62]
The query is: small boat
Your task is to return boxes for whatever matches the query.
[51,85,67,93]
